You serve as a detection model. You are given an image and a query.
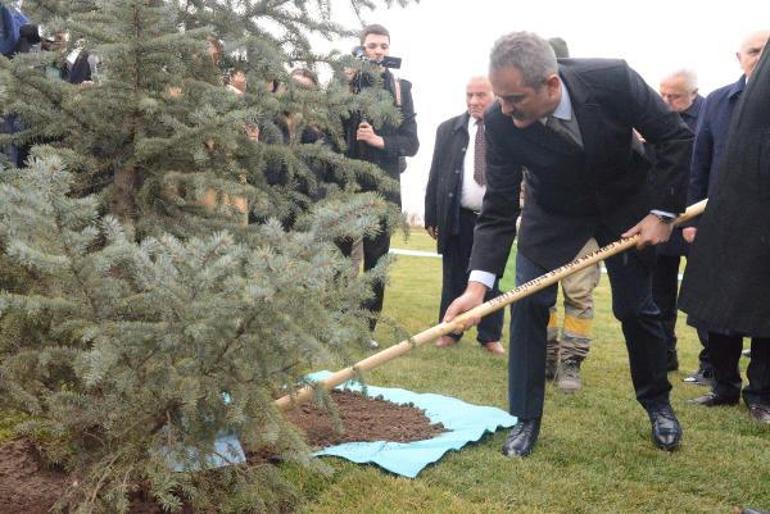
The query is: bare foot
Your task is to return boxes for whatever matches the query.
[435,335,458,348]
[482,341,505,356]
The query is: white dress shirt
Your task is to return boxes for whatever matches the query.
[460,116,487,212]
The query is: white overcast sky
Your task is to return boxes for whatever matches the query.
[323,0,770,219]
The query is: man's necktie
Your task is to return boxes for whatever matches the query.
[546,115,582,148]
[474,119,486,186]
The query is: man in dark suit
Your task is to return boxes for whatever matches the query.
[425,76,505,356]
[445,32,692,457]
[653,69,706,375]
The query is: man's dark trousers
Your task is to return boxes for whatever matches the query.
[337,221,391,331]
[440,208,504,344]
[708,333,770,406]
[651,253,711,370]
[509,228,672,419]
[652,254,681,357]
[361,224,391,331]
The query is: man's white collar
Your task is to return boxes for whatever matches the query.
[551,77,573,121]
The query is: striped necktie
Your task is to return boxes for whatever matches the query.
[474,119,486,186]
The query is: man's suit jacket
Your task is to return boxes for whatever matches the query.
[424,112,470,253]
[470,58,693,273]
[656,94,704,257]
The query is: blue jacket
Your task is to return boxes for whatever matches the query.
[0,5,28,57]
[689,76,745,203]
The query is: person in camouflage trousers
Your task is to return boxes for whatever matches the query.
[546,238,601,392]
[518,177,600,393]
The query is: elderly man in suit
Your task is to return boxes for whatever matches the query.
[653,69,706,375]
[424,76,505,356]
[444,31,693,457]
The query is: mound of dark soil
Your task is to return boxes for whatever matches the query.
[0,438,69,514]
[283,389,446,448]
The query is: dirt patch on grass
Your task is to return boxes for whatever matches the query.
[0,391,443,511]
[0,439,188,513]
[283,389,446,449]
[0,438,69,514]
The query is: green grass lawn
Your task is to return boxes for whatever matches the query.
[0,230,765,513]
[301,230,770,513]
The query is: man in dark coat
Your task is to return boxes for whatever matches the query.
[679,34,770,424]
[444,32,693,457]
[342,24,419,334]
[652,69,705,374]
[425,76,504,356]
[681,30,769,386]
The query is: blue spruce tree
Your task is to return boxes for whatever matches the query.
[0,0,416,511]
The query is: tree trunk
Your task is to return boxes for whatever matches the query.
[110,164,140,223]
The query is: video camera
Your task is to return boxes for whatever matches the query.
[351,45,401,70]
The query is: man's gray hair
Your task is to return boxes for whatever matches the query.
[664,69,699,92]
[489,32,558,88]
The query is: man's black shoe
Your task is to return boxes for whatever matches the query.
[646,403,682,451]
[501,418,541,457]
[748,403,770,424]
[682,366,714,386]
[686,391,739,407]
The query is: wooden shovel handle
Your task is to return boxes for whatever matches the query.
[274,199,707,411]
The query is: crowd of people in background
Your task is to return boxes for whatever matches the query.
[0,9,419,345]
[2,1,768,475]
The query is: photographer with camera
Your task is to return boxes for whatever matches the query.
[342,24,419,342]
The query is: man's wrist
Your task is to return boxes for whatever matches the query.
[466,281,489,303]
[468,270,495,290]
[650,210,676,224]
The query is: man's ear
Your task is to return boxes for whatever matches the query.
[545,74,560,96]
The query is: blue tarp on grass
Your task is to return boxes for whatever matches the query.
[306,370,517,478]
